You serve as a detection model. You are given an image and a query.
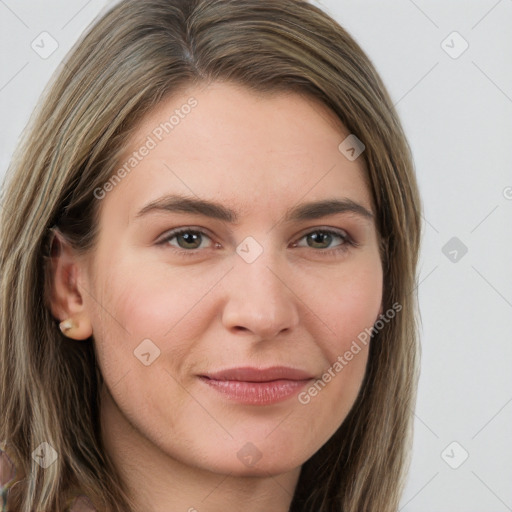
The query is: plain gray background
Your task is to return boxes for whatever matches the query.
[1,1,511,510]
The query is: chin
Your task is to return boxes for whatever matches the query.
[213,457,301,478]
[179,440,303,478]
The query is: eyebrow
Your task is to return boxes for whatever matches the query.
[134,194,374,224]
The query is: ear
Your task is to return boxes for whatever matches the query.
[48,229,93,341]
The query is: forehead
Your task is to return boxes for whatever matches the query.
[100,81,373,225]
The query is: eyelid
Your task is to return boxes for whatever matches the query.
[156,226,216,245]
[294,225,354,243]
[291,226,357,252]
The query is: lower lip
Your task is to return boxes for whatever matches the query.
[199,377,312,405]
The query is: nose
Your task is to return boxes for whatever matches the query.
[220,247,300,339]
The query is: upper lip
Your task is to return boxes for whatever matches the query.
[200,366,315,382]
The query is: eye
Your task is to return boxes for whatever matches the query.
[292,228,356,254]
[157,228,217,252]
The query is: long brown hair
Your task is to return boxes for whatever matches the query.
[0,1,422,510]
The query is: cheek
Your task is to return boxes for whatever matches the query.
[91,256,220,341]
[87,264,197,427]
[310,256,383,358]
[301,254,381,395]
[291,260,381,450]
[87,258,226,391]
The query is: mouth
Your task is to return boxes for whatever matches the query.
[198,366,315,405]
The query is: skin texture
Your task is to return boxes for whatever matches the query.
[50,81,384,512]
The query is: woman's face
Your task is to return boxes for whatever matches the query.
[78,81,383,476]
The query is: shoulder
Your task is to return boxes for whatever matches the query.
[0,446,16,486]
[1,447,97,512]
[1,446,17,511]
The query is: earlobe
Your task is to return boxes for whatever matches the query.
[48,228,93,341]
[59,316,93,341]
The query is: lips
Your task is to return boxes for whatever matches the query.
[198,366,315,405]
[201,366,315,382]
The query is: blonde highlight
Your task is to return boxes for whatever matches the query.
[0,1,422,510]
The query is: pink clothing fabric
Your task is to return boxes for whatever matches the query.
[0,447,97,512]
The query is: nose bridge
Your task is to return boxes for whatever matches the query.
[220,238,300,337]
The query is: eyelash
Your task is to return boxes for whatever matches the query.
[157,226,358,257]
